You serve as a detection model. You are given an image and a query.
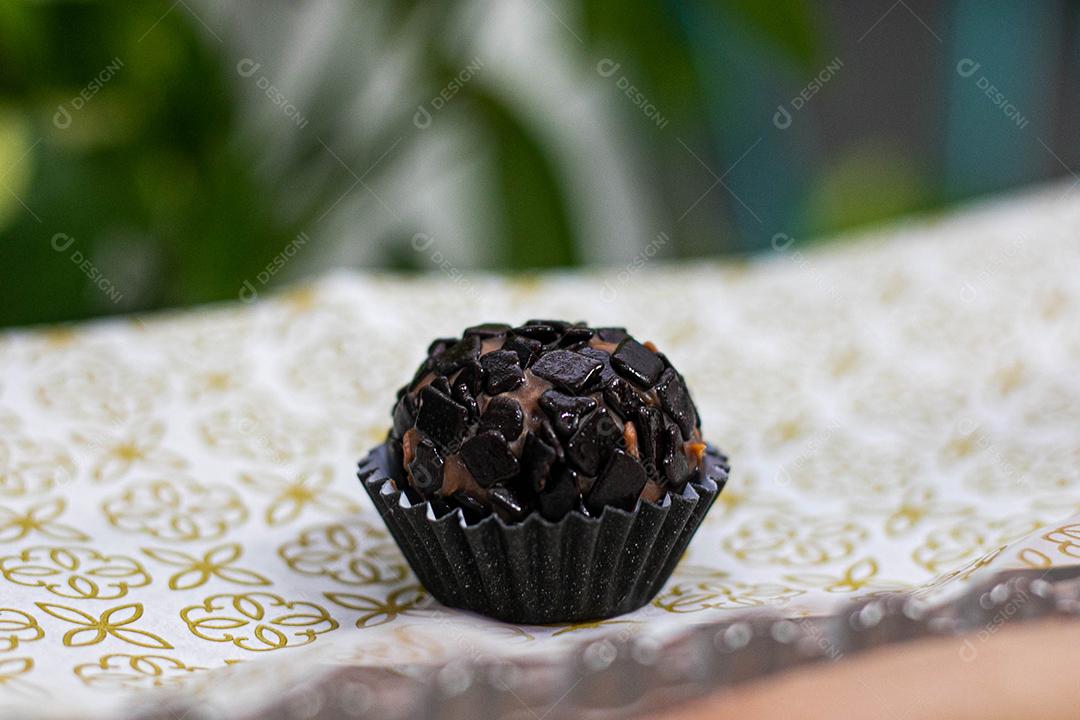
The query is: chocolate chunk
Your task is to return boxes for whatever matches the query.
[452,384,479,423]
[415,385,470,452]
[537,467,579,521]
[452,491,488,521]
[536,421,564,462]
[480,396,524,441]
[464,323,511,338]
[611,338,664,388]
[634,405,664,482]
[391,394,416,440]
[433,334,481,375]
[566,406,618,476]
[503,334,542,368]
[559,325,594,348]
[460,431,520,487]
[408,358,434,390]
[512,323,561,343]
[526,319,570,332]
[519,431,558,492]
[427,337,457,357]
[586,448,647,514]
[656,367,695,438]
[660,423,690,488]
[578,347,618,385]
[603,376,642,420]
[480,350,525,394]
[596,327,628,343]
[429,376,452,396]
[407,438,444,496]
[538,390,597,437]
[453,361,485,396]
[531,350,603,394]
[489,486,527,521]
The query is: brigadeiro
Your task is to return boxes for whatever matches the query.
[359,320,728,623]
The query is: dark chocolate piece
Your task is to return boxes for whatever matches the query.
[559,325,594,348]
[480,396,524,441]
[660,423,690,488]
[634,405,664,482]
[586,448,647,514]
[480,350,525,394]
[611,338,664,388]
[566,406,618,476]
[503,334,542,368]
[519,431,558,492]
[537,467,579,521]
[407,438,444,496]
[489,486,528,520]
[415,385,470,452]
[460,431,519,487]
[538,390,597,437]
[603,376,642,420]
[464,323,511,338]
[578,346,618,385]
[596,327,628,343]
[427,337,457,357]
[526,319,570,332]
[513,323,561,344]
[391,394,416,440]
[656,367,696,438]
[429,376,452,396]
[433,334,482,375]
[531,350,603,394]
[453,361,485,396]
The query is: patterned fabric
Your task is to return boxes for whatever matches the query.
[1,186,1078,717]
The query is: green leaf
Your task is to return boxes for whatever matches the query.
[468,91,577,269]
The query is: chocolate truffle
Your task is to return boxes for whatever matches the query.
[389,321,708,522]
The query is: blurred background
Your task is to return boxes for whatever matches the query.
[0,0,1077,327]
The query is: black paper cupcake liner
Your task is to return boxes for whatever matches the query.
[358,441,728,624]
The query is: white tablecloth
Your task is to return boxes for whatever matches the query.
[1,184,1079,718]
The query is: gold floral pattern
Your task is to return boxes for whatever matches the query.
[0,434,75,498]
[278,520,409,586]
[722,514,868,566]
[0,609,43,652]
[72,420,186,483]
[0,498,88,544]
[240,467,361,527]
[325,586,429,628]
[35,603,172,650]
[0,546,150,600]
[102,478,248,542]
[654,569,804,613]
[74,653,206,690]
[142,543,270,590]
[181,593,338,651]
[198,401,329,465]
[2,189,1080,713]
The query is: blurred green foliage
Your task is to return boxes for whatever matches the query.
[0,3,309,327]
[1,1,1072,327]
